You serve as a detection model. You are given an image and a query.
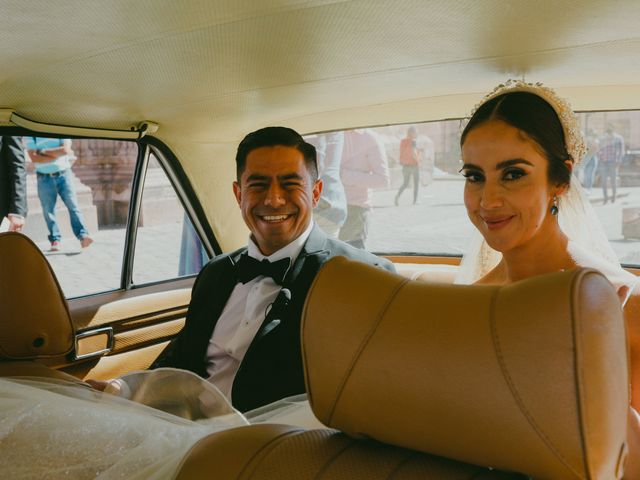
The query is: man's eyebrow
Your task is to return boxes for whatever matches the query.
[495,158,534,169]
[246,174,270,182]
[278,173,304,181]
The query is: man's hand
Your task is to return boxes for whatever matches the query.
[7,214,24,232]
[86,379,110,391]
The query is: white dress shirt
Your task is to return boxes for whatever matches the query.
[205,221,314,400]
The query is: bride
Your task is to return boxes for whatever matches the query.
[454,79,640,478]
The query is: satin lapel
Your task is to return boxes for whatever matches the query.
[202,251,243,339]
[254,225,330,340]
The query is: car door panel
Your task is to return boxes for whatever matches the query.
[59,278,193,380]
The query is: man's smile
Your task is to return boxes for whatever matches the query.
[256,212,296,223]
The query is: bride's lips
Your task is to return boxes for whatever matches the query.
[482,215,514,231]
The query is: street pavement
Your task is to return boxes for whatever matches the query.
[30,178,640,298]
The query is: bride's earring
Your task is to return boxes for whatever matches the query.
[550,195,559,216]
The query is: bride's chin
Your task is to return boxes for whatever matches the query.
[483,237,510,254]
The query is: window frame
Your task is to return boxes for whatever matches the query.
[124,137,221,290]
[0,126,221,298]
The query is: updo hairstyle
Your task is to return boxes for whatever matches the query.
[460,92,572,187]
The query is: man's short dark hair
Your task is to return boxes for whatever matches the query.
[235,126,318,181]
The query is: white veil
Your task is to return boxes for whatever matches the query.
[0,370,248,480]
[455,81,637,300]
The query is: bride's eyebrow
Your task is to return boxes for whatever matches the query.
[460,163,482,171]
[495,158,534,170]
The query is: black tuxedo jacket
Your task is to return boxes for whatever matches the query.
[152,225,395,411]
[0,137,27,219]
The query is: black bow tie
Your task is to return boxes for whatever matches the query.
[236,254,291,285]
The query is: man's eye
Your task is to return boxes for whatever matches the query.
[248,182,267,189]
[283,181,302,187]
[460,170,483,183]
[503,169,526,181]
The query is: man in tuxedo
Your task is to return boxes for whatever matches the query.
[0,136,27,232]
[152,126,394,411]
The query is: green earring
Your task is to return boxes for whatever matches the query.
[550,195,559,216]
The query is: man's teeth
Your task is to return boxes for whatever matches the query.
[262,215,288,221]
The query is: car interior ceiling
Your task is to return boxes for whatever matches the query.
[1,0,640,249]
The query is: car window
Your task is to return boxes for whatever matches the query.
[131,153,209,286]
[306,111,640,266]
[305,123,473,257]
[13,137,136,298]
[7,136,211,298]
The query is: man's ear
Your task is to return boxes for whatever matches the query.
[232,181,242,206]
[311,179,323,208]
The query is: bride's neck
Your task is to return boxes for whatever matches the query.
[499,224,575,284]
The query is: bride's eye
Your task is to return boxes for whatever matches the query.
[503,168,526,181]
[460,169,483,183]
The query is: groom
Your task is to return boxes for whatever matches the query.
[152,126,394,411]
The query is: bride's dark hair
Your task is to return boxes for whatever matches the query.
[461,92,572,187]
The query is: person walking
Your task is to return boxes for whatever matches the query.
[394,127,422,205]
[598,124,625,204]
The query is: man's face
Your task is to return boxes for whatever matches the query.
[233,145,323,256]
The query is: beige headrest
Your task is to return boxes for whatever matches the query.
[302,257,629,479]
[0,232,75,359]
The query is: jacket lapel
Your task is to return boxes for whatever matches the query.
[254,225,330,340]
[202,250,244,339]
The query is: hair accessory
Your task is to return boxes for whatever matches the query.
[469,79,586,165]
[550,195,559,216]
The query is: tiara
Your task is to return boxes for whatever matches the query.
[469,79,586,164]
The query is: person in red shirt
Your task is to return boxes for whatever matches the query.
[394,126,422,205]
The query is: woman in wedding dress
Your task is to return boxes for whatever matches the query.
[455,79,640,478]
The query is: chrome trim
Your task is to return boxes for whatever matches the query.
[73,326,114,361]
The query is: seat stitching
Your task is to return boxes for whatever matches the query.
[327,277,410,424]
[571,271,593,477]
[312,436,358,480]
[238,428,306,480]
[386,450,418,479]
[489,287,582,477]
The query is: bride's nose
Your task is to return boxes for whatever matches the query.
[479,181,503,209]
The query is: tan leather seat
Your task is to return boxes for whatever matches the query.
[0,232,79,382]
[179,257,629,479]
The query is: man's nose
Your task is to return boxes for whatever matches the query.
[480,182,503,209]
[264,183,286,206]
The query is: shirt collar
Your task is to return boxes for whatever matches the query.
[247,221,314,264]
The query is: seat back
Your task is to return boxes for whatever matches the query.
[178,257,630,479]
[0,232,76,377]
[301,257,629,479]
[175,423,524,479]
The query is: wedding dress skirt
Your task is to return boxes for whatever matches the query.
[0,370,248,480]
[0,368,326,479]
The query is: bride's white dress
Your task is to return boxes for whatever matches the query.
[0,370,248,480]
[0,368,321,480]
